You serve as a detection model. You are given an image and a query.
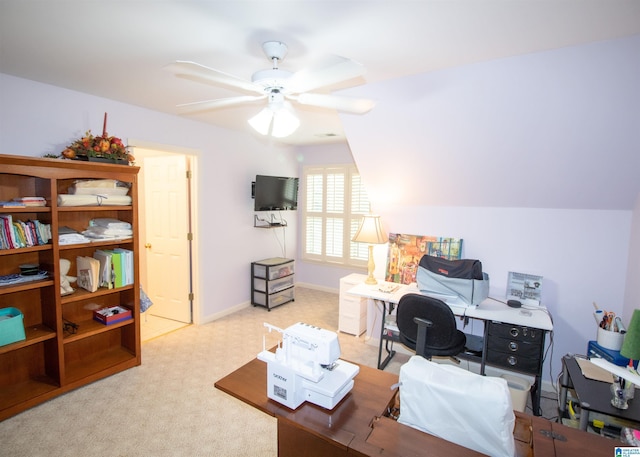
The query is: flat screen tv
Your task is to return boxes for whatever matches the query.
[253,175,299,211]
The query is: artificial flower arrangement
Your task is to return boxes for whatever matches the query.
[60,113,134,164]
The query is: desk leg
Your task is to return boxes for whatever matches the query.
[531,377,542,417]
[579,408,590,431]
[377,300,396,370]
[558,355,571,419]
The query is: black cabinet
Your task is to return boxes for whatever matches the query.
[482,321,546,416]
[484,322,545,375]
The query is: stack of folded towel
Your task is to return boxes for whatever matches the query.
[59,226,91,245]
[58,179,132,206]
[82,218,133,240]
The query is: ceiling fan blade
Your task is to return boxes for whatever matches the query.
[177,95,266,114]
[294,93,375,114]
[287,56,366,93]
[165,61,264,95]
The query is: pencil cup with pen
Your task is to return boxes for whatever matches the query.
[597,327,625,351]
[593,303,637,408]
[593,308,625,351]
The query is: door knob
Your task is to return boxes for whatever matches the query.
[145,243,152,249]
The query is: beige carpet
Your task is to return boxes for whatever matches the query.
[0,287,409,457]
[0,287,556,456]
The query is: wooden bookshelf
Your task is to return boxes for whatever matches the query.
[0,154,141,421]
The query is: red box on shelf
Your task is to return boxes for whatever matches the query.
[93,306,132,325]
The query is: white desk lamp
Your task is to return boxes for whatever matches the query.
[352,215,388,285]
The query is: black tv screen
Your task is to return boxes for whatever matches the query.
[253,175,299,211]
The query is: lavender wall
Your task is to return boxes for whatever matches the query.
[0,73,299,322]
[322,36,640,385]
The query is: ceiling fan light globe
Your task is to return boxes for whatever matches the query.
[271,108,300,138]
[248,108,273,135]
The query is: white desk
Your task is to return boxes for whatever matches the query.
[348,280,554,416]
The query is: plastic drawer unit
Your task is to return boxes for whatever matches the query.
[251,257,294,311]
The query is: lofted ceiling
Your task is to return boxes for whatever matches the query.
[1,1,640,146]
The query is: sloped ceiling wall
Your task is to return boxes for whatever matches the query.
[340,35,640,212]
[334,35,640,381]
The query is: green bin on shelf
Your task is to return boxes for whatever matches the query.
[0,307,26,346]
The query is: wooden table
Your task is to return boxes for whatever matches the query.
[215,357,620,456]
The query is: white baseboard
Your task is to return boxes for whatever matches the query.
[200,300,252,325]
[294,281,339,294]
[198,282,337,325]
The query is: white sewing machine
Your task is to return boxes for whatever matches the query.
[257,322,359,410]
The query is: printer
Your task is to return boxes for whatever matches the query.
[257,322,359,410]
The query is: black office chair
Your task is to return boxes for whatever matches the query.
[396,293,466,360]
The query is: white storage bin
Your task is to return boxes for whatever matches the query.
[252,258,294,279]
[254,275,294,294]
[253,288,295,308]
[501,374,531,413]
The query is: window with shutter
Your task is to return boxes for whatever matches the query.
[302,165,372,267]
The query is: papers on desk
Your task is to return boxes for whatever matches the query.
[378,283,400,294]
[589,357,640,387]
[576,357,615,383]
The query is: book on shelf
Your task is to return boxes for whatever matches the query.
[76,256,100,293]
[0,215,51,249]
[113,248,133,286]
[93,250,114,289]
[12,197,46,207]
[0,201,26,208]
[91,248,133,289]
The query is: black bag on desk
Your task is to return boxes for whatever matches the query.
[416,256,489,306]
[419,256,483,280]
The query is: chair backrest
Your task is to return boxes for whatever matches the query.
[396,293,457,350]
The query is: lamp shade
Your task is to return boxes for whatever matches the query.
[271,104,300,138]
[352,215,388,244]
[621,309,640,360]
[247,108,273,135]
[248,92,300,138]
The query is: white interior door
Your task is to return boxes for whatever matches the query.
[141,153,192,323]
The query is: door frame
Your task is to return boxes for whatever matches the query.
[128,139,200,325]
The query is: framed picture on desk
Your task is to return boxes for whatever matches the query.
[385,233,462,284]
[507,271,543,305]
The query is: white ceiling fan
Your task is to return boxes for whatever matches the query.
[165,41,375,137]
